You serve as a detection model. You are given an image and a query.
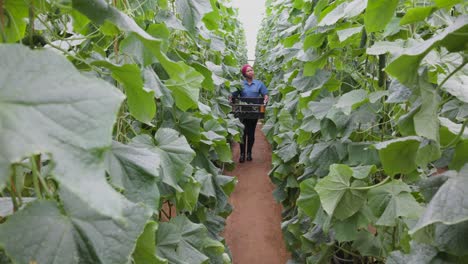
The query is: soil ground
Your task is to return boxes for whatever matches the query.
[223,123,290,264]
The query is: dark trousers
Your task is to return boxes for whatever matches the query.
[240,119,258,155]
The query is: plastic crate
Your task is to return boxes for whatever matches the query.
[230,97,266,119]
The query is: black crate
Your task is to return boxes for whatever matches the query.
[230,97,266,119]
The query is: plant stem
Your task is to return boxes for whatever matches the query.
[378,54,386,88]
[10,168,19,212]
[436,60,467,91]
[170,0,176,13]
[443,119,468,149]
[351,176,390,190]
[335,244,362,259]
[37,173,53,197]
[112,0,119,62]
[124,118,138,137]
[30,156,43,199]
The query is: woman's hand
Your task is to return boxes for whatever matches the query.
[263,95,269,105]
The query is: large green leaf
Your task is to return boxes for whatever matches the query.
[374,137,421,176]
[304,33,326,50]
[450,139,468,171]
[176,112,202,143]
[366,40,407,56]
[2,0,28,42]
[387,242,438,264]
[439,117,468,143]
[157,57,204,111]
[416,139,441,167]
[307,142,343,177]
[440,65,468,103]
[318,0,366,26]
[72,0,155,40]
[337,26,363,42]
[133,222,168,264]
[414,76,440,141]
[105,141,161,211]
[156,215,224,264]
[368,180,424,226]
[176,176,201,212]
[399,6,436,25]
[335,89,368,115]
[365,0,399,33]
[333,208,372,242]
[386,80,412,103]
[297,178,320,219]
[190,62,215,91]
[0,187,151,264]
[217,174,237,196]
[352,230,388,256]
[282,34,301,48]
[201,124,232,163]
[131,129,195,192]
[203,8,220,31]
[276,141,298,162]
[92,61,156,124]
[303,55,328,77]
[347,142,381,166]
[120,33,158,66]
[386,16,468,86]
[351,165,377,179]
[434,221,468,256]
[175,0,212,37]
[411,165,468,233]
[155,10,186,30]
[0,45,125,216]
[143,66,174,107]
[194,168,216,199]
[308,97,337,120]
[315,164,367,220]
[397,103,419,136]
[292,69,331,92]
[73,0,203,112]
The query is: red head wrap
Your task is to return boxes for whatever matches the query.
[241,64,251,76]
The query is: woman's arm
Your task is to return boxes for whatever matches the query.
[259,82,269,104]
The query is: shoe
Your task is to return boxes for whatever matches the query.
[239,154,245,163]
[246,153,252,161]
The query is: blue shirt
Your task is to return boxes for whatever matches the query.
[232,80,268,98]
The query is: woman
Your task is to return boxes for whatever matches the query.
[231,64,269,163]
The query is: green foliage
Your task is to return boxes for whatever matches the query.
[0,0,247,262]
[0,191,151,264]
[256,0,468,262]
[156,215,225,264]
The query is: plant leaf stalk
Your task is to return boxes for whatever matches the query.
[436,59,467,91]
[31,156,42,199]
[351,176,391,190]
[443,118,468,149]
[9,168,19,212]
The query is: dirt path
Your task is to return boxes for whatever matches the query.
[223,124,290,264]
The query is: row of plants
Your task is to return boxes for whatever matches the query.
[0,0,246,263]
[255,0,467,263]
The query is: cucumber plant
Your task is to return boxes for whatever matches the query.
[0,0,246,263]
[256,0,467,262]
